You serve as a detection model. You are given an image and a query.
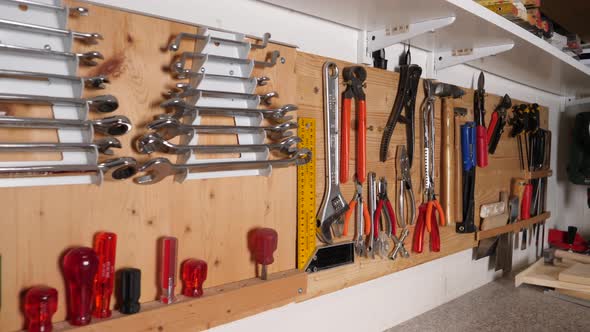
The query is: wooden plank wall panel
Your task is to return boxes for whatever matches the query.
[0,2,297,331]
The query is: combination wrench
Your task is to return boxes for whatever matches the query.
[0,137,121,155]
[172,51,280,78]
[0,69,110,89]
[0,93,118,113]
[169,86,278,106]
[316,62,349,245]
[0,18,103,44]
[0,43,103,66]
[146,117,297,141]
[160,98,296,123]
[0,115,133,136]
[134,149,311,185]
[136,133,300,156]
[169,32,271,52]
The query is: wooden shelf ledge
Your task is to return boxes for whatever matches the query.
[476,212,551,241]
[52,269,306,332]
[523,169,553,180]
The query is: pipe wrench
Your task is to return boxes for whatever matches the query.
[316,62,349,244]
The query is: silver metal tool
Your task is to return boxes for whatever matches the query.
[376,178,391,258]
[367,172,377,258]
[136,133,300,156]
[0,18,102,44]
[389,228,410,260]
[0,137,121,155]
[146,117,296,141]
[422,80,436,199]
[352,180,366,256]
[0,43,103,66]
[170,85,278,106]
[173,71,270,87]
[0,93,118,113]
[0,69,109,89]
[172,51,280,77]
[397,145,416,227]
[5,0,89,17]
[0,115,132,136]
[160,98,296,123]
[134,148,311,185]
[169,32,271,52]
[316,62,348,245]
[0,157,137,181]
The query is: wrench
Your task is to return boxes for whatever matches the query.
[172,51,280,77]
[0,18,103,44]
[389,228,410,260]
[170,86,278,106]
[146,117,297,141]
[136,133,300,155]
[0,93,118,113]
[134,148,311,185]
[5,0,89,17]
[0,115,133,136]
[0,69,109,89]
[316,62,349,245]
[0,157,137,181]
[172,71,270,86]
[160,98,296,123]
[169,32,271,52]
[0,43,103,66]
[0,137,121,155]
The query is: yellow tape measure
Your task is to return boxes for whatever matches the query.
[297,117,316,270]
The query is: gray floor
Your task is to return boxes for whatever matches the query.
[387,278,590,332]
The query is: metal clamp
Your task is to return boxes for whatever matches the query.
[0,18,102,44]
[0,93,118,113]
[0,69,109,89]
[0,43,103,66]
[0,115,132,136]
[169,32,270,51]
[0,137,121,155]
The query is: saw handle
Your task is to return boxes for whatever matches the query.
[476,125,488,168]
[340,97,352,184]
[521,183,532,220]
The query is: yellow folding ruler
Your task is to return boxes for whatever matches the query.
[297,117,316,270]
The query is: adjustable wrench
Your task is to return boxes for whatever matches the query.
[0,137,121,155]
[146,117,297,141]
[0,93,118,113]
[0,115,133,136]
[136,133,300,156]
[134,149,311,185]
[160,98,296,123]
[316,62,349,245]
[0,43,103,66]
[0,69,109,89]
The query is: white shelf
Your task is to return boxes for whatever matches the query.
[262,0,590,97]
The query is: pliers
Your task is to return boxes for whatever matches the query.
[344,178,370,256]
[340,66,367,184]
[397,145,415,228]
[374,178,396,257]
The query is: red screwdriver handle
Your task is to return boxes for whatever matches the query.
[182,259,208,298]
[93,232,117,318]
[24,286,58,332]
[357,99,367,184]
[340,98,352,184]
[63,247,99,326]
[253,228,278,265]
[159,236,178,304]
[476,125,488,167]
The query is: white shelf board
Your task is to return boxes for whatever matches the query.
[261,0,590,97]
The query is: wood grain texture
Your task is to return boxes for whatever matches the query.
[0,2,297,331]
[559,263,590,286]
[516,258,590,294]
[476,212,551,241]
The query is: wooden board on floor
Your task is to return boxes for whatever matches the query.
[0,2,298,331]
[516,259,590,294]
[559,263,590,286]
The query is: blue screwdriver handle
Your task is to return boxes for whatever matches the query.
[461,122,477,171]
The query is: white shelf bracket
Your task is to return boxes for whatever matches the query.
[359,16,456,64]
[434,42,514,70]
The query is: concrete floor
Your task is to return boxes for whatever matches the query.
[387,278,590,332]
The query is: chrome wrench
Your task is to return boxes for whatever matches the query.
[0,18,102,44]
[0,69,109,89]
[0,137,121,155]
[170,87,278,106]
[0,93,118,113]
[316,62,349,245]
[0,43,103,66]
[0,115,133,136]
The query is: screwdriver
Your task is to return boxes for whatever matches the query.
[24,286,58,332]
[62,247,99,326]
[159,236,178,304]
[181,259,208,297]
[93,232,117,318]
[118,268,141,314]
[251,228,278,280]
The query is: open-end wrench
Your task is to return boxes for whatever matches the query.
[389,228,410,260]
[134,148,311,185]
[4,0,89,17]
[367,172,377,258]
[172,71,270,86]
[0,43,103,66]
[169,32,270,51]
[172,51,280,78]
[0,137,121,155]
[136,133,300,155]
[0,115,132,136]
[0,69,109,89]
[160,98,296,123]
[0,18,103,44]
[0,157,137,181]
[170,86,278,106]
[0,93,118,113]
[146,117,297,141]
[316,62,349,245]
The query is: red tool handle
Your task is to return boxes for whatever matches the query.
[363,204,371,235]
[181,259,208,298]
[521,183,532,220]
[385,200,397,237]
[430,213,441,252]
[25,286,58,332]
[93,232,117,318]
[357,100,367,183]
[340,98,352,184]
[476,125,488,168]
[487,112,499,144]
[343,199,357,236]
[412,204,428,253]
[62,247,99,326]
[373,199,384,240]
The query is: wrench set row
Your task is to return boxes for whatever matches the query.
[132,27,310,184]
[0,0,138,186]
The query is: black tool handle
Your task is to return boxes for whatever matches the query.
[566,226,578,246]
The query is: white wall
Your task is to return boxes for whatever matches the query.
[84,0,587,330]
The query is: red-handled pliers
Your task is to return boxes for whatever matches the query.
[373,178,397,240]
[412,204,441,253]
[340,66,367,184]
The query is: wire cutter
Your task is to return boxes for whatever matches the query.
[374,177,396,257]
[396,145,415,228]
[344,178,370,256]
[340,66,367,184]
